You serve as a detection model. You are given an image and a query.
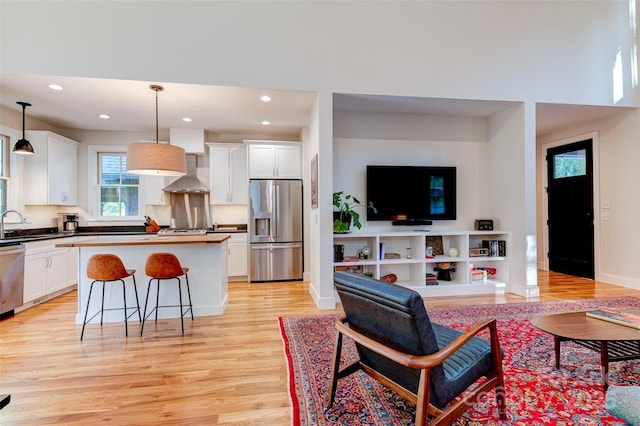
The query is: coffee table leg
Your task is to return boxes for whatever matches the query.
[554,336,561,368]
[600,341,609,390]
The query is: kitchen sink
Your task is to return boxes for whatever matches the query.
[0,234,58,244]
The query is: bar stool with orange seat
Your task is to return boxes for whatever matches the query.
[141,252,194,336]
[82,254,141,340]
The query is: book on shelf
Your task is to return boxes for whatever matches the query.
[585,307,640,329]
[425,273,439,286]
[481,240,506,257]
[342,256,360,262]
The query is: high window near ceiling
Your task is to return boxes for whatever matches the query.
[97,152,140,217]
[0,135,9,213]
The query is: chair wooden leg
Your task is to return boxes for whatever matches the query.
[489,322,507,420]
[414,370,431,426]
[327,331,344,408]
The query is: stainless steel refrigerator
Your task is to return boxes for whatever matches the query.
[249,179,303,282]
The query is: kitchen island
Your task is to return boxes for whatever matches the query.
[56,234,229,324]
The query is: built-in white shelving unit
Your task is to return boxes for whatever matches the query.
[333,230,510,297]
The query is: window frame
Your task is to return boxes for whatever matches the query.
[88,145,146,222]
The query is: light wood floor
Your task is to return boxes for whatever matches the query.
[1,271,639,425]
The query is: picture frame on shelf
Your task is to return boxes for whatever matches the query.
[426,236,444,256]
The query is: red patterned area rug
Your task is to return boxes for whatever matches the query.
[279,297,640,425]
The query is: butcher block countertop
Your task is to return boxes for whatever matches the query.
[55,234,230,247]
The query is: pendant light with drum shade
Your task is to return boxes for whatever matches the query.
[13,102,35,155]
[126,85,186,176]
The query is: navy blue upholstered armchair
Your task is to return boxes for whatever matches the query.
[329,271,506,425]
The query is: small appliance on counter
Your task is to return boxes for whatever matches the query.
[58,213,79,232]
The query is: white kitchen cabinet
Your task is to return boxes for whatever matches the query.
[218,233,248,279]
[246,141,301,179]
[144,175,169,205]
[23,240,69,303]
[170,128,205,154]
[24,131,79,206]
[208,143,248,205]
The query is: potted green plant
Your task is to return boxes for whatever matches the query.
[333,191,377,233]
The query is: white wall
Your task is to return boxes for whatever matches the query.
[2,1,636,106]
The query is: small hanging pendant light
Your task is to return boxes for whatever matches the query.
[13,101,35,155]
[126,85,186,176]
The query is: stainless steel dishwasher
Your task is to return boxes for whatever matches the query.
[0,244,25,316]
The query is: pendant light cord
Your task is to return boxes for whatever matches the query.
[17,101,31,139]
[150,85,164,145]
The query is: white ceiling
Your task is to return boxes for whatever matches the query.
[0,74,317,139]
[0,74,634,139]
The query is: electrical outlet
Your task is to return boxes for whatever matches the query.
[602,211,611,221]
[602,200,610,209]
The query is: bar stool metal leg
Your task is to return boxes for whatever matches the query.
[100,281,106,326]
[122,279,128,337]
[177,278,184,335]
[184,274,194,320]
[81,280,97,341]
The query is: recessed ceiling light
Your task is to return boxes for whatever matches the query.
[99,114,110,119]
[260,95,272,102]
[48,84,63,91]
[182,117,192,122]
[262,121,270,126]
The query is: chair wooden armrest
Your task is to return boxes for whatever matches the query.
[335,316,500,369]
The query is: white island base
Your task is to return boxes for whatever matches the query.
[57,235,229,324]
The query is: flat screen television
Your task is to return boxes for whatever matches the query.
[366,165,457,224]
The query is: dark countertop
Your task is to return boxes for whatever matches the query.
[0,224,247,247]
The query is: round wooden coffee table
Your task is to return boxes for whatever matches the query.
[530,311,640,389]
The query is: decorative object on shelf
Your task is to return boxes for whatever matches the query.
[426,246,434,258]
[448,247,459,258]
[333,191,377,233]
[333,244,344,262]
[475,266,497,275]
[13,101,35,155]
[358,246,370,260]
[380,273,397,283]
[474,219,494,230]
[434,262,456,281]
[426,236,444,255]
[383,252,401,259]
[126,85,187,176]
[405,247,412,259]
[470,247,490,257]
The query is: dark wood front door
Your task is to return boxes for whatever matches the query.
[546,139,594,279]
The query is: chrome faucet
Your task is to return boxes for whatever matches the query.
[0,210,26,239]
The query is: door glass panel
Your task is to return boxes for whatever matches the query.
[553,148,586,179]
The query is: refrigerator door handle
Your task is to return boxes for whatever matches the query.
[251,243,302,250]
[274,184,279,239]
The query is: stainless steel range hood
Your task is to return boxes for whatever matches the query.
[163,154,209,193]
